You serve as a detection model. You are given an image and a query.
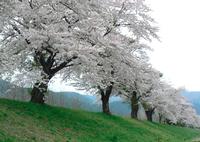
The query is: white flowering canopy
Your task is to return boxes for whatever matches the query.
[0,0,158,85]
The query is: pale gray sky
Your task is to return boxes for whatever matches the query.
[49,75,88,94]
[50,0,200,92]
[147,0,200,91]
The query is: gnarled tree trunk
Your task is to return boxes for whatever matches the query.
[30,74,52,104]
[101,94,110,115]
[31,83,46,104]
[159,113,163,123]
[30,44,78,104]
[145,108,155,122]
[98,83,113,115]
[131,91,139,119]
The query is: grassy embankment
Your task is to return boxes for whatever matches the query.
[0,99,200,142]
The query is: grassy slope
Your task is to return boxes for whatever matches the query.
[0,99,199,142]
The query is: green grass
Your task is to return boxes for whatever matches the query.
[0,99,200,142]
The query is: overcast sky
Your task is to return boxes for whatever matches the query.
[50,0,200,92]
[147,0,200,91]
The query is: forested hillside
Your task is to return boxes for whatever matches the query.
[183,91,200,114]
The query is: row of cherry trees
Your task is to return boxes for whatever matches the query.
[0,0,199,127]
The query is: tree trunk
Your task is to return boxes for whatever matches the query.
[145,110,152,122]
[131,91,139,119]
[30,73,51,104]
[159,113,163,123]
[31,81,47,104]
[101,94,111,115]
[145,108,155,122]
[98,83,113,115]
[31,45,78,104]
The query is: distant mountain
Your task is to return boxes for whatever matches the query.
[47,91,101,112]
[0,79,130,116]
[0,79,11,96]
[182,91,200,114]
[48,91,130,116]
[110,101,130,116]
[0,79,30,101]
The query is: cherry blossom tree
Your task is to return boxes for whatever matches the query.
[0,0,158,104]
[0,0,92,103]
[142,83,200,127]
[169,93,200,127]
[119,65,161,119]
[72,47,138,114]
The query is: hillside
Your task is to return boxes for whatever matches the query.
[0,99,200,142]
[182,91,200,114]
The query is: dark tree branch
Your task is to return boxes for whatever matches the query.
[11,24,31,44]
[12,18,29,29]
[12,24,21,35]
[29,0,34,9]
[103,27,112,37]
[59,1,79,15]
[51,55,78,74]
[98,86,104,96]
[66,62,81,67]
[63,16,71,24]
[137,95,142,101]
[105,82,114,96]
[35,50,46,67]
[152,107,156,112]
[103,2,126,37]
